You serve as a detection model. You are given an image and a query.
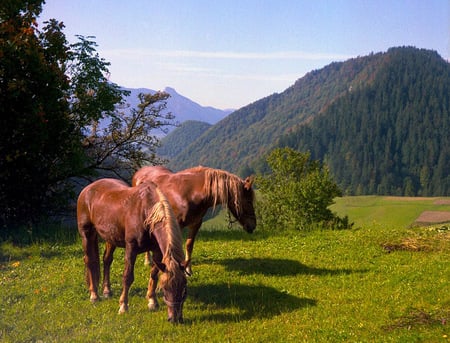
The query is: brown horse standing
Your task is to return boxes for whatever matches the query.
[130,165,256,309]
[77,178,187,323]
[132,166,257,270]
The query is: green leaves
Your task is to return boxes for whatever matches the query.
[0,4,175,227]
[256,148,348,230]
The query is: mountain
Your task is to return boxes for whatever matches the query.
[157,120,212,159]
[280,47,450,196]
[122,87,232,127]
[167,50,383,172]
[166,47,450,196]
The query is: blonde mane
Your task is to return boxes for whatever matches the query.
[202,167,245,216]
[144,186,185,289]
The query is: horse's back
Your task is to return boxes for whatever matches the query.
[77,179,130,230]
[77,178,161,247]
[132,165,173,186]
[79,178,128,197]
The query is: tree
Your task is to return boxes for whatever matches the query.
[0,1,174,227]
[256,148,351,230]
[67,36,174,180]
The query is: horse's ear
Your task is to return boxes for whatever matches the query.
[154,260,166,273]
[244,175,255,191]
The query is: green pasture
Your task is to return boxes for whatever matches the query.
[1,196,449,342]
[330,195,450,228]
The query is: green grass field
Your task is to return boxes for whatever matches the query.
[1,196,449,342]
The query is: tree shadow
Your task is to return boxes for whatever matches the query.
[189,282,316,322]
[220,257,366,277]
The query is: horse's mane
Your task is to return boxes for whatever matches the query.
[144,186,185,289]
[199,167,249,216]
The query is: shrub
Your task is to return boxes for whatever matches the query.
[256,147,352,230]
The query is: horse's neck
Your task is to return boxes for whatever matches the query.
[150,223,169,255]
[178,171,222,208]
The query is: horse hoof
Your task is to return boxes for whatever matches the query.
[118,304,128,314]
[148,299,159,311]
[90,294,99,303]
[103,292,112,299]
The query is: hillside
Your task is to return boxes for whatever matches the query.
[280,47,450,196]
[157,120,212,159]
[166,47,450,196]
[167,50,384,173]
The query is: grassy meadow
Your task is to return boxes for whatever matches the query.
[1,196,449,342]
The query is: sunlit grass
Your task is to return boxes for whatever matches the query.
[1,197,449,342]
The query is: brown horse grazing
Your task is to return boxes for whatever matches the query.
[77,178,187,323]
[130,165,256,309]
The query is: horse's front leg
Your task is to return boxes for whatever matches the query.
[146,249,162,311]
[146,263,160,311]
[185,223,201,276]
[118,245,137,314]
[102,242,116,298]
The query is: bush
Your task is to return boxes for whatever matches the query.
[256,147,352,230]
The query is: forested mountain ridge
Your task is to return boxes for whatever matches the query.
[165,47,450,196]
[157,120,212,159]
[166,49,385,173]
[280,47,450,196]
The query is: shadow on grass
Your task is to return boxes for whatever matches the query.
[189,282,317,322]
[0,222,80,263]
[194,228,271,242]
[220,257,365,277]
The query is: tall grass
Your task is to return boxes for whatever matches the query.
[1,197,449,342]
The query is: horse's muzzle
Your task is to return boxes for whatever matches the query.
[164,292,186,324]
[244,221,256,233]
[168,315,184,324]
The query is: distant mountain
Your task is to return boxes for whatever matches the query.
[122,87,232,127]
[166,47,450,196]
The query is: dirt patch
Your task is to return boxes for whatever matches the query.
[382,237,432,252]
[414,211,450,225]
[383,308,449,331]
[434,199,450,205]
[384,196,436,201]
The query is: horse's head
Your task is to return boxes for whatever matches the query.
[147,186,188,323]
[228,176,257,233]
[158,261,187,323]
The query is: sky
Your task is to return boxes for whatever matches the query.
[40,0,449,109]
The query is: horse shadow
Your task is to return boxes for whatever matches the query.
[220,257,364,277]
[194,228,269,243]
[188,282,316,322]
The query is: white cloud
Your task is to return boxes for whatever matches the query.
[101,48,351,61]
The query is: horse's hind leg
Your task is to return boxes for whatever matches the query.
[185,223,201,276]
[102,242,116,298]
[144,251,151,265]
[79,224,101,303]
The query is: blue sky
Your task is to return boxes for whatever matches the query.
[40,0,449,109]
